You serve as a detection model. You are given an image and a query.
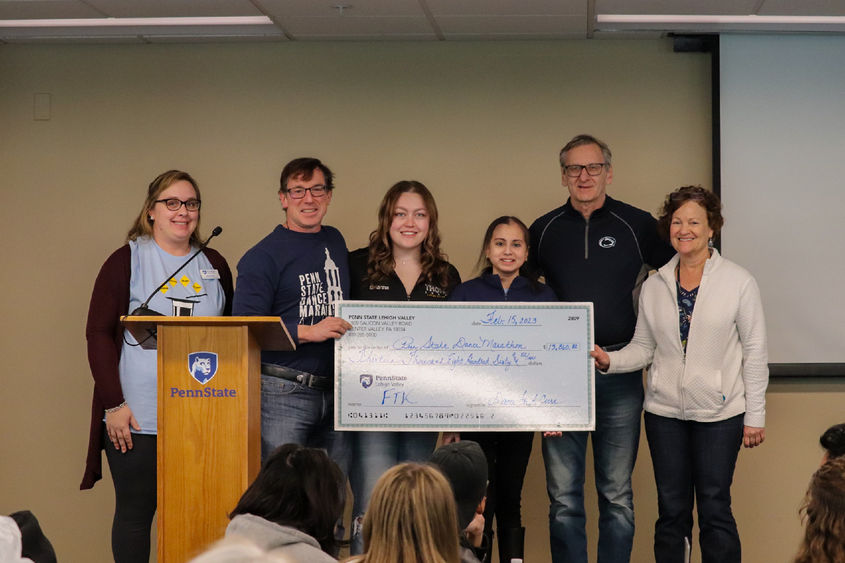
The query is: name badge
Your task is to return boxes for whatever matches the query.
[200,269,220,280]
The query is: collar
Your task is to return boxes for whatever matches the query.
[480,271,530,291]
[658,248,722,287]
[562,195,616,221]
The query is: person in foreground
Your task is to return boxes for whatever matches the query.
[592,185,768,563]
[81,170,233,563]
[233,157,351,470]
[194,443,345,562]
[793,456,845,563]
[819,422,845,464]
[429,440,491,563]
[530,134,674,563]
[345,462,460,563]
[347,180,460,553]
[448,216,556,562]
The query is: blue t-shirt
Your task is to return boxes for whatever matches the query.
[119,237,227,434]
[233,225,350,378]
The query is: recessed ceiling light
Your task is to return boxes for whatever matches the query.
[0,16,273,28]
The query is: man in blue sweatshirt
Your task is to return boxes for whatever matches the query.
[233,157,352,475]
[529,135,674,563]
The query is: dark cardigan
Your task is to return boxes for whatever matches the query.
[80,244,233,489]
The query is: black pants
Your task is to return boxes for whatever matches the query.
[104,431,157,563]
[644,412,744,563]
[462,431,534,531]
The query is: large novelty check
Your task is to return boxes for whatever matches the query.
[334,301,594,431]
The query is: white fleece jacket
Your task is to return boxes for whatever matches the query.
[606,249,768,427]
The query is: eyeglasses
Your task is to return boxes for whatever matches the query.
[285,185,329,199]
[563,163,608,178]
[155,198,201,211]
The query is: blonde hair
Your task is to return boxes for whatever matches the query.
[126,170,202,245]
[354,463,459,563]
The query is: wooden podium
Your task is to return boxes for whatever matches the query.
[122,316,293,563]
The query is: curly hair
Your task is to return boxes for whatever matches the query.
[366,181,451,287]
[794,456,845,563]
[656,185,724,241]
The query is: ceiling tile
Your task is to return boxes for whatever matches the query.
[425,0,586,16]
[438,14,585,35]
[596,0,761,16]
[285,15,436,38]
[83,0,263,18]
[0,1,104,19]
[759,0,845,16]
[257,0,425,18]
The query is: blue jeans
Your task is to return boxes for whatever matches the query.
[644,412,743,563]
[260,374,351,477]
[542,371,643,563]
[348,430,438,554]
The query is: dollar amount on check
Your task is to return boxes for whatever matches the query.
[335,301,595,431]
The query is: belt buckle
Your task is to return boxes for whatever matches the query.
[296,373,315,388]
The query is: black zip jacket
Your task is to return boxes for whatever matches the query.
[529,196,674,347]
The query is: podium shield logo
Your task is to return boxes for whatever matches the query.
[188,351,218,385]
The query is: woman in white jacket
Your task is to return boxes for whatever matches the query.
[592,186,768,563]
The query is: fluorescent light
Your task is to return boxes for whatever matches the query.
[597,15,845,25]
[0,16,273,28]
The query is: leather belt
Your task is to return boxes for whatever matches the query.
[260,363,333,391]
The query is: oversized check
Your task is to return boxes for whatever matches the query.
[335,301,594,431]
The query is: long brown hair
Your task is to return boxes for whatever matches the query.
[794,457,845,563]
[354,463,460,563]
[366,181,451,287]
[126,170,202,245]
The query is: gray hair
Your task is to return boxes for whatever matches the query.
[559,134,612,167]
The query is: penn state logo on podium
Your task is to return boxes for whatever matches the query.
[188,351,218,385]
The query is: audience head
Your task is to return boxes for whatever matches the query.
[820,423,845,463]
[429,441,488,531]
[127,170,203,245]
[229,444,345,557]
[360,462,460,563]
[794,456,845,563]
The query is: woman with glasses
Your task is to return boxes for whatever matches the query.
[81,170,233,563]
[591,186,768,563]
[347,180,460,554]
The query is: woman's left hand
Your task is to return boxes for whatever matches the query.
[743,425,765,448]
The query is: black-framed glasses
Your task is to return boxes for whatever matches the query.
[285,185,329,199]
[563,163,607,178]
[155,198,201,211]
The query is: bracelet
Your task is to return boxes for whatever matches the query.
[104,401,127,414]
